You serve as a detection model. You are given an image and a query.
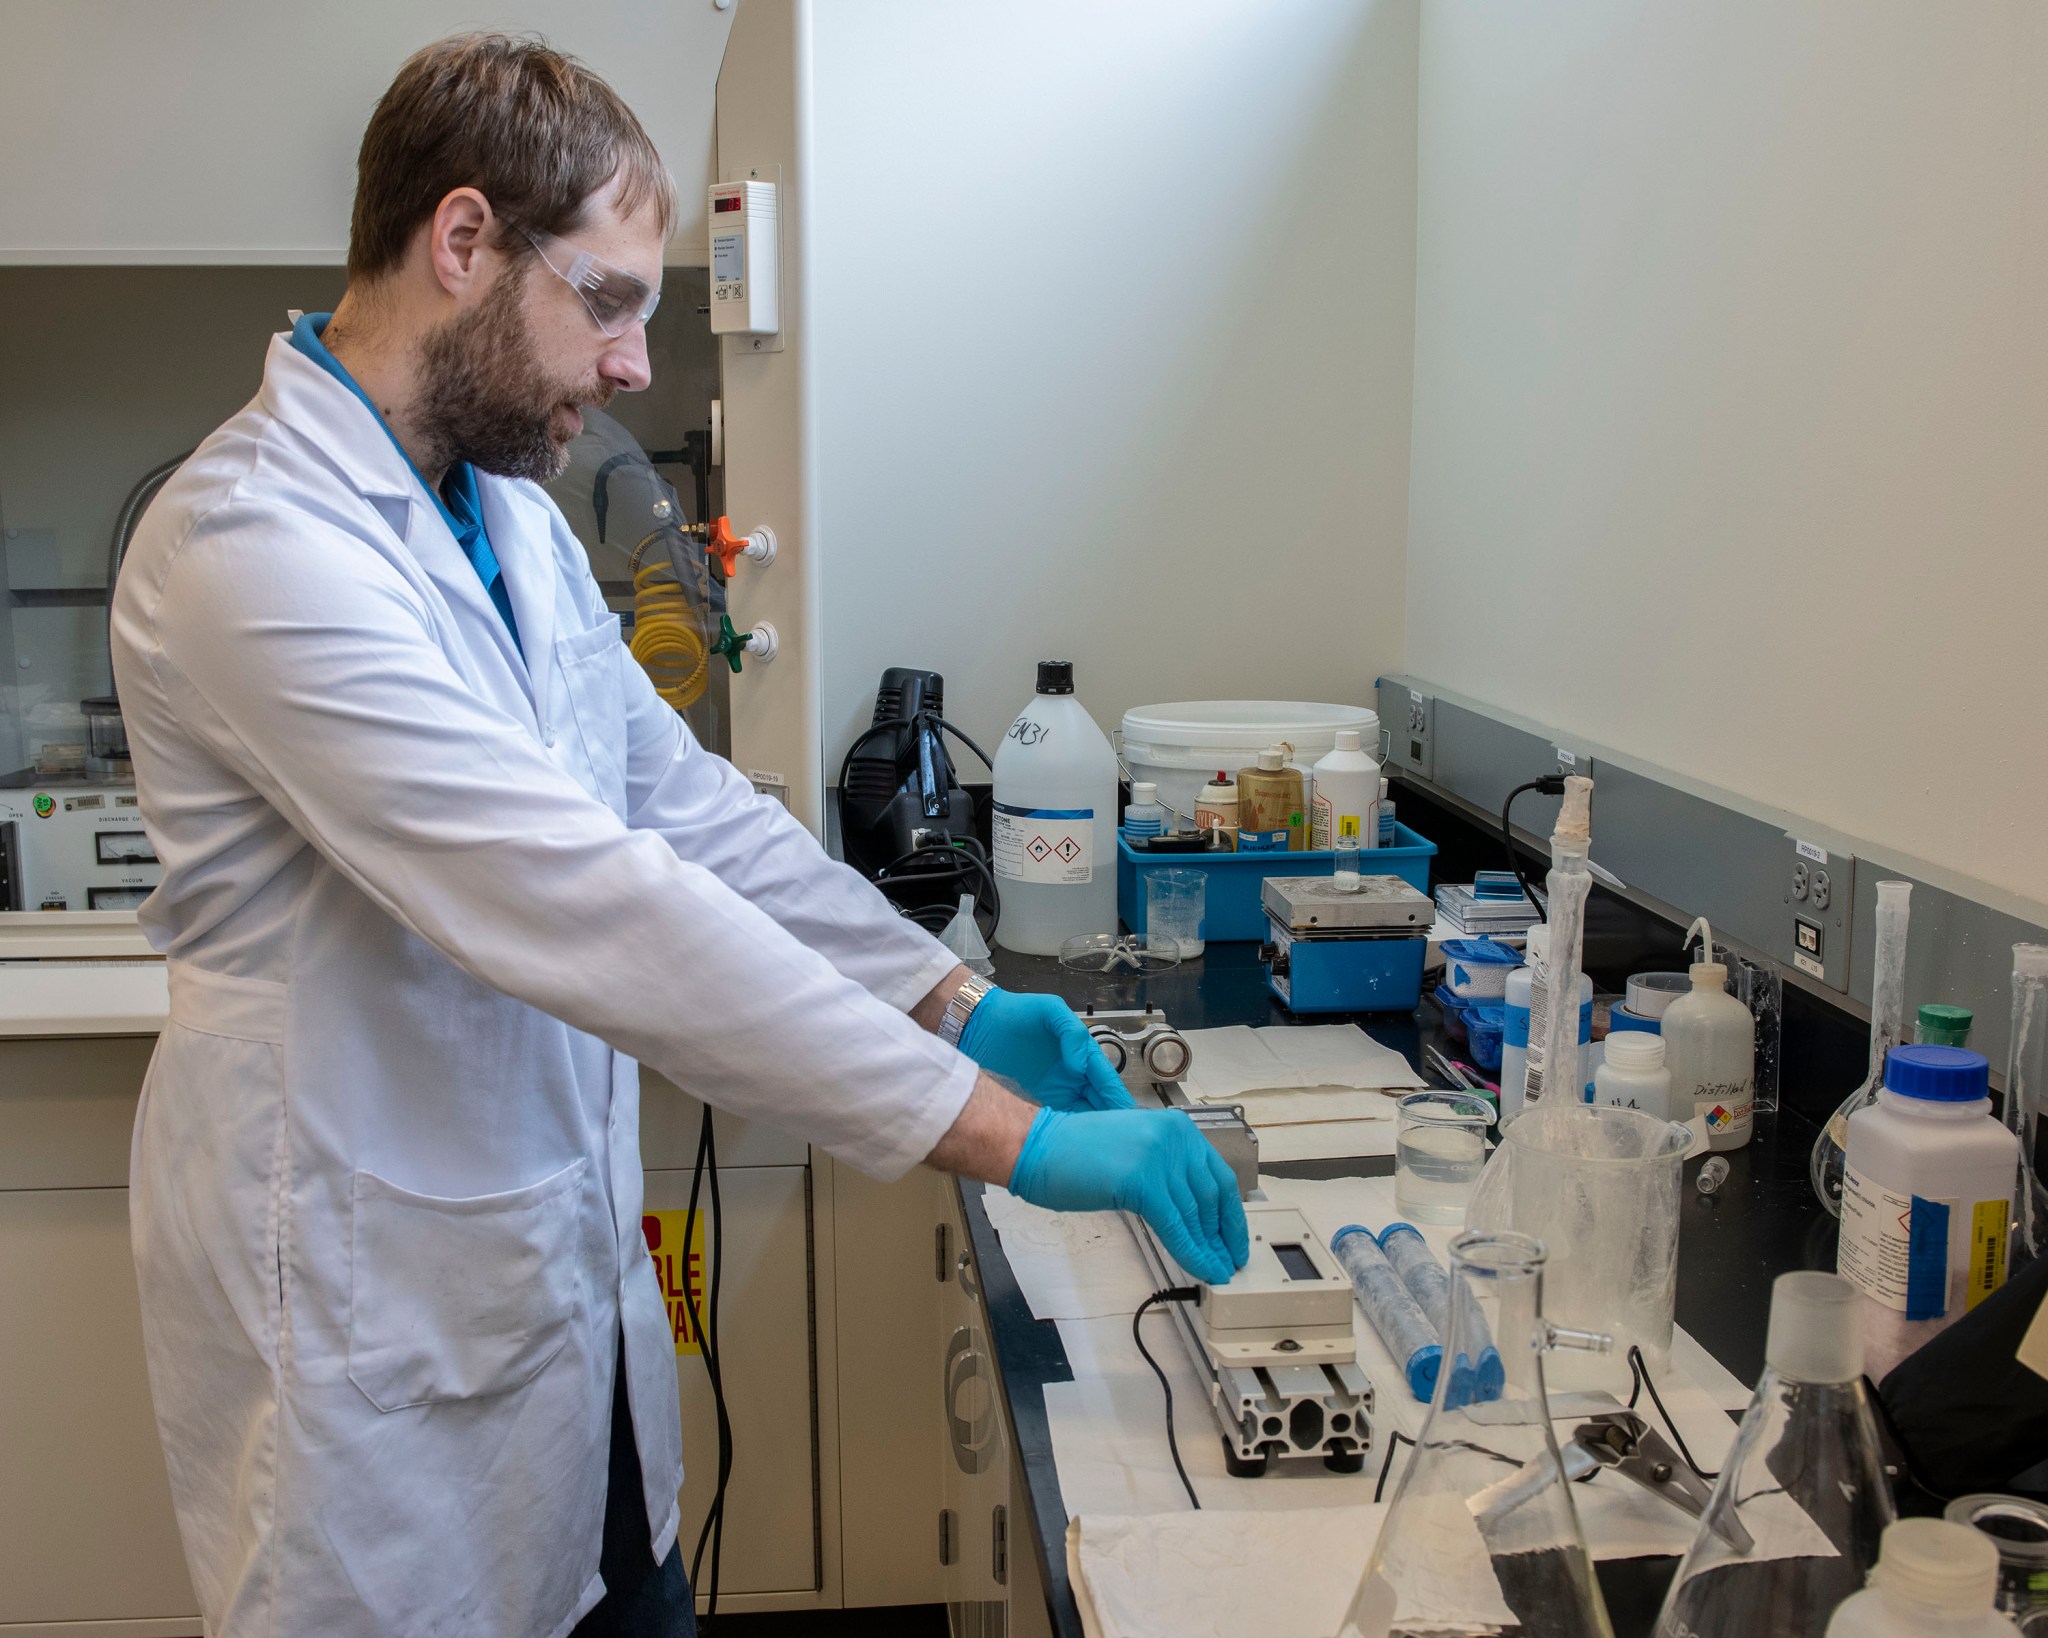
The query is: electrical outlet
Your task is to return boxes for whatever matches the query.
[1782,835,1851,990]
[1397,687,1433,781]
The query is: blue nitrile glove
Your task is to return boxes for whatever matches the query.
[957,986,1132,1112]
[1007,1108,1249,1286]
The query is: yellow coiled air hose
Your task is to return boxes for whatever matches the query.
[627,529,710,711]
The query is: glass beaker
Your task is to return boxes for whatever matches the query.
[1394,1091,1493,1225]
[1340,1231,1616,1638]
[1466,1104,1690,1370]
[1144,868,1206,958]
[1655,1272,1894,1638]
[1945,1494,2048,1635]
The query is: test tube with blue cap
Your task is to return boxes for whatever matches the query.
[1378,1222,1504,1403]
[1329,1224,1455,1404]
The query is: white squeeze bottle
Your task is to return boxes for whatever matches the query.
[1837,1046,2018,1383]
[1310,730,1380,853]
[991,661,1118,956]
[1824,1519,2021,1638]
[1661,920,1755,1151]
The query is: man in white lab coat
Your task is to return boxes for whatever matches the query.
[110,34,1246,1638]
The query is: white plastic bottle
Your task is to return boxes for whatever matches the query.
[1500,926,1594,1119]
[1838,1046,2019,1383]
[1120,781,1166,839]
[1824,1518,2021,1637]
[991,661,1118,955]
[1662,960,1755,1151]
[1374,777,1395,848]
[1310,730,1381,853]
[1595,1032,1685,1121]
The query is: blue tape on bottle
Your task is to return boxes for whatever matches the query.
[1905,1196,1951,1321]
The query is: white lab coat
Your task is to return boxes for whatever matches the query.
[109,335,976,1637]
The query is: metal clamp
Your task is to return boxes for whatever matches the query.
[1566,1409,1751,1552]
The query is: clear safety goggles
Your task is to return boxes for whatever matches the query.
[522,229,662,337]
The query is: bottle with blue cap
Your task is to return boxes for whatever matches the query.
[1837,1044,2020,1382]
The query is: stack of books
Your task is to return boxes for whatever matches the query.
[1434,872,1541,937]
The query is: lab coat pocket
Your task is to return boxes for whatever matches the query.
[346,1156,588,1412]
[555,614,629,814]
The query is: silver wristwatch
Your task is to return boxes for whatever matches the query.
[938,973,997,1047]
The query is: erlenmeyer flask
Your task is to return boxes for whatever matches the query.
[1340,1231,1616,1638]
[1654,1272,1894,1637]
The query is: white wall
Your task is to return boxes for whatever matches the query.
[806,0,1419,768]
[1406,2,2048,910]
[0,0,733,263]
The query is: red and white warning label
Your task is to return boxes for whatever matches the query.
[993,802,1094,884]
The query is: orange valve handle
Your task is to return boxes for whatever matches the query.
[705,517,747,577]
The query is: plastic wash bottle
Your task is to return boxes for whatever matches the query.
[1837,1046,2018,1383]
[1311,730,1381,852]
[1661,919,1755,1150]
[991,661,1118,956]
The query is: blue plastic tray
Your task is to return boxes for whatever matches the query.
[1118,823,1437,943]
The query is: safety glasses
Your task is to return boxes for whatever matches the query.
[522,229,662,337]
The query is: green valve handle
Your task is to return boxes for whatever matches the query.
[713,614,748,673]
[711,614,780,673]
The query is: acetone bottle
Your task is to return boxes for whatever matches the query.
[991,661,1118,955]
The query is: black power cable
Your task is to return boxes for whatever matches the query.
[1375,1430,1417,1503]
[676,1108,732,1626]
[1132,1288,1203,1510]
[871,839,1001,936]
[1626,1343,1720,1482]
[1500,774,1569,916]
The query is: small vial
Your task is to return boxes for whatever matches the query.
[1696,1155,1731,1196]
[1333,834,1363,893]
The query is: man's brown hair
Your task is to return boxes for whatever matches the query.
[348,33,676,282]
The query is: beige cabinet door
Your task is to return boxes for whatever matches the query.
[643,1163,818,1598]
[0,1186,200,1632]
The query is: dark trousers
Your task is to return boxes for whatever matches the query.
[572,1348,698,1637]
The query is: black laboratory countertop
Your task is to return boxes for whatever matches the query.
[967,939,1841,1638]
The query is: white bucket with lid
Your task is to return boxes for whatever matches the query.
[1120,701,1381,826]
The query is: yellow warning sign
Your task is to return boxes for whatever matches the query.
[641,1209,708,1356]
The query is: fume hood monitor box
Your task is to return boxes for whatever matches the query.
[708,180,779,337]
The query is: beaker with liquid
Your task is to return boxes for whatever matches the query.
[1466,1104,1689,1369]
[1340,1230,1615,1638]
[1394,1091,1492,1225]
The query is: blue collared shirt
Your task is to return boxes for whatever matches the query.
[289,312,521,655]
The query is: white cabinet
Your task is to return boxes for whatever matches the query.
[0,2,733,265]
